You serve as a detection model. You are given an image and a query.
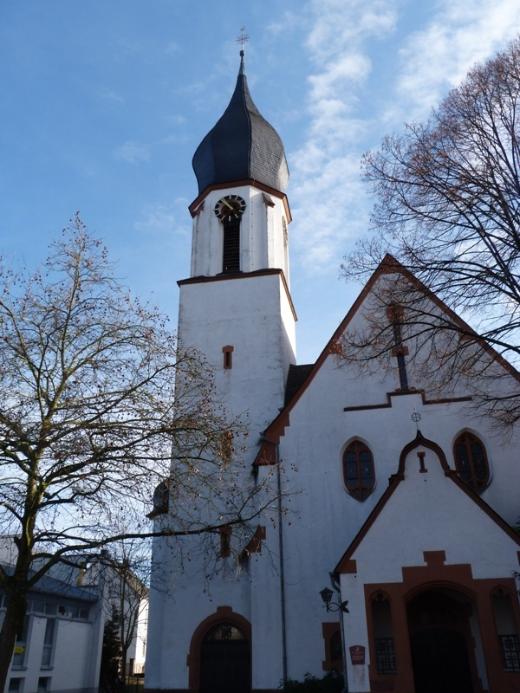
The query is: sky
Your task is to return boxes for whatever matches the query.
[1,0,520,363]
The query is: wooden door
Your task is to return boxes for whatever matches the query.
[199,623,251,693]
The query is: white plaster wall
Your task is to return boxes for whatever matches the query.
[248,466,285,690]
[191,185,289,277]
[148,249,520,690]
[269,295,519,685]
[131,599,148,674]
[338,443,519,691]
[3,616,95,693]
[348,445,520,583]
[51,620,92,690]
[146,532,253,689]
[178,273,295,426]
[148,273,296,688]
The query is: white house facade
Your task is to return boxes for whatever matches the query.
[0,547,148,693]
[0,568,102,693]
[145,53,520,693]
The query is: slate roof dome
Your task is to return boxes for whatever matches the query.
[192,54,289,195]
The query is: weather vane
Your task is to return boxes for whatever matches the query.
[236,26,250,56]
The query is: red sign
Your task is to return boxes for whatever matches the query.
[349,645,365,665]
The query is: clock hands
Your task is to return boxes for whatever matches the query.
[214,195,246,220]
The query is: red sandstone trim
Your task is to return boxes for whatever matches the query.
[343,391,472,412]
[188,178,292,223]
[335,431,520,575]
[187,606,251,691]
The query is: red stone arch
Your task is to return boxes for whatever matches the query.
[187,606,251,691]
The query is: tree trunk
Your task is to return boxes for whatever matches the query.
[0,588,27,692]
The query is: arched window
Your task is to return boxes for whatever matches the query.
[492,588,520,671]
[371,592,396,675]
[343,440,375,501]
[453,432,489,493]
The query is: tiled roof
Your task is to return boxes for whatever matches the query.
[192,54,289,195]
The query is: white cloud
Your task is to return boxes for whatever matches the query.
[267,10,301,36]
[114,141,150,164]
[135,200,190,236]
[98,87,125,105]
[290,0,397,273]
[165,40,180,55]
[396,0,520,119]
[289,0,520,274]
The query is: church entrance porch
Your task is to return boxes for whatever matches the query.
[199,623,250,693]
[188,606,252,693]
[359,567,520,693]
[407,588,477,693]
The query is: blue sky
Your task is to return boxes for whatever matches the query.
[1,0,519,363]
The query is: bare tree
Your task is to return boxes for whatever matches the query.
[102,539,150,680]
[342,37,520,425]
[0,216,275,686]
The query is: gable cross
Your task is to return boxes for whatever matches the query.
[236,26,250,56]
[387,304,410,390]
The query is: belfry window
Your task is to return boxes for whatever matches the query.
[214,195,246,274]
[453,431,489,493]
[492,588,520,672]
[342,440,375,501]
[223,219,240,273]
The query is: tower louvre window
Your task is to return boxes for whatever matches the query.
[223,219,240,273]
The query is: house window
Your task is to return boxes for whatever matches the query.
[41,618,56,667]
[12,616,29,668]
[8,679,23,693]
[37,678,51,693]
[343,440,375,501]
[453,432,489,492]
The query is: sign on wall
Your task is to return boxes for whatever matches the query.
[349,645,365,665]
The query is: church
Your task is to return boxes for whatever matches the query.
[145,52,520,693]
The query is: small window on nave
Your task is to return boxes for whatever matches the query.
[453,431,490,493]
[342,440,375,501]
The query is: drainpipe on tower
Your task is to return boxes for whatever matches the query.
[275,443,288,684]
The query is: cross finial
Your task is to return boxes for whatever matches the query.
[236,26,250,56]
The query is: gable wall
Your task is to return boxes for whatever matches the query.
[274,290,519,681]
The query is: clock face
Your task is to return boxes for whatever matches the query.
[214,195,246,222]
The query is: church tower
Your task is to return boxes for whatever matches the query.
[146,55,297,692]
[178,51,296,426]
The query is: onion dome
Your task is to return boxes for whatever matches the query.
[192,53,289,195]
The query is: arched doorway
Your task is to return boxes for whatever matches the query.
[199,622,251,693]
[407,588,478,693]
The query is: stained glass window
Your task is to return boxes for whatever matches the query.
[453,432,489,493]
[343,441,375,501]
